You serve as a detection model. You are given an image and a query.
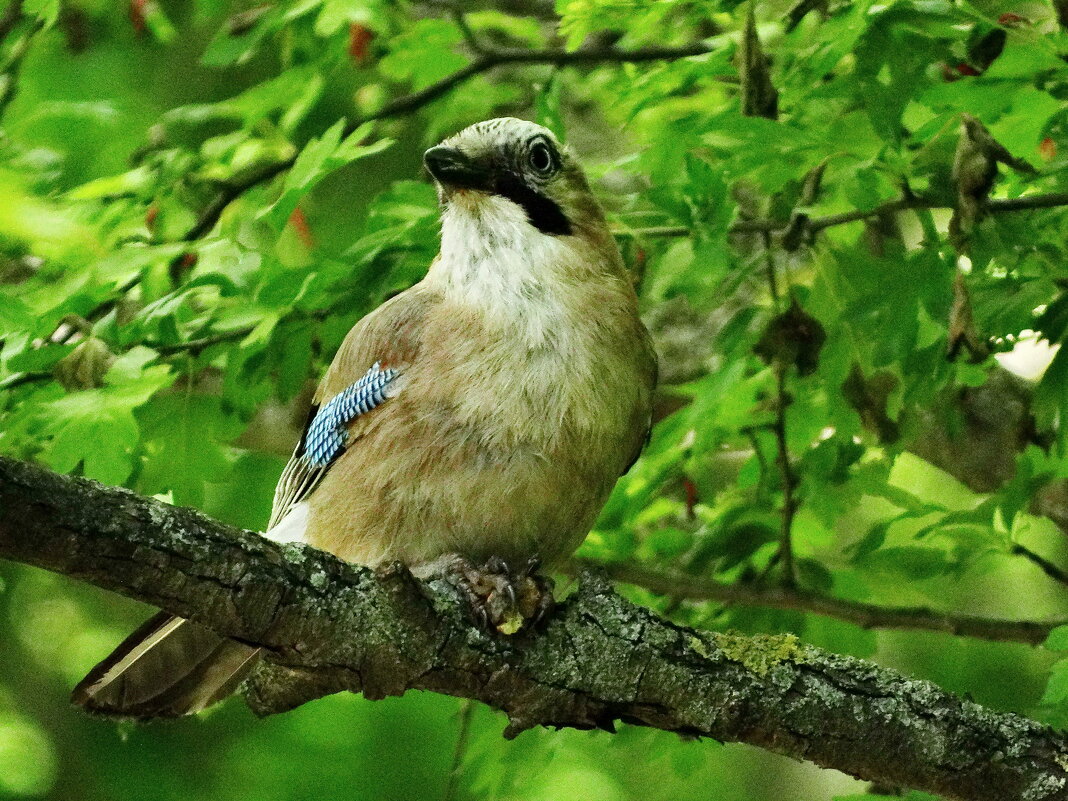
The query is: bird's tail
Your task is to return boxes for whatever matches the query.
[71,612,260,719]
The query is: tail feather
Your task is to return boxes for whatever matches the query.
[72,612,260,719]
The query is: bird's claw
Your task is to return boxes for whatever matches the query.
[438,554,554,634]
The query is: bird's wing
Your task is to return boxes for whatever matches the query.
[266,288,435,531]
[268,361,398,530]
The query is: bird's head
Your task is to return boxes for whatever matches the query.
[424,118,615,257]
[422,118,635,339]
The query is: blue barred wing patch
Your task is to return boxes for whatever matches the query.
[304,362,398,468]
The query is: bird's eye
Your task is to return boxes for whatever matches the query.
[528,141,555,176]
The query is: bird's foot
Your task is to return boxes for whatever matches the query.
[437,555,554,634]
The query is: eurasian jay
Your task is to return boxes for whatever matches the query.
[73,117,657,718]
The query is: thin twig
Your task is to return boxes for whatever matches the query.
[0,14,41,120]
[183,160,293,241]
[3,328,261,395]
[148,326,256,356]
[574,560,1065,645]
[741,425,769,497]
[616,191,1068,239]
[0,0,23,44]
[760,229,797,588]
[1013,543,1068,588]
[447,3,485,54]
[13,317,310,391]
[761,229,780,305]
[0,370,49,391]
[990,192,1068,212]
[771,366,798,588]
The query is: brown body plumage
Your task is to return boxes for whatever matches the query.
[73,118,656,718]
[302,242,652,567]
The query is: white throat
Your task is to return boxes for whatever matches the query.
[427,194,582,342]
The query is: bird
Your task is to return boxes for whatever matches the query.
[72,117,658,719]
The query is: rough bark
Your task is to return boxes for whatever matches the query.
[1,455,1067,801]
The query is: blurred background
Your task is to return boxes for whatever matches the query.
[2,0,1068,798]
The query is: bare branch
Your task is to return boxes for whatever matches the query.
[442,2,486,55]
[0,370,50,390]
[0,5,42,120]
[1013,543,1068,589]
[618,191,1068,239]
[992,192,1068,212]
[147,326,255,356]
[581,560,1064,646]
[0,0,23,44]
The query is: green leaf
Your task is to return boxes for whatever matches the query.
[314,0,383,36]
[1034,342,1068,452]
[142,0,177,43]
[23,0,59,26]
[1045,626,1068,652]
[260,122,393,230]
[378,19,467,90]
[535,75,566,142]
[166,67,324,129]
[44,411,139,485]
[138,394,243,507]
[861,545,952,579]
[66,166,155,200]
[38,349,173,485]
[201,7,281,66]
[1041,658,1068,706]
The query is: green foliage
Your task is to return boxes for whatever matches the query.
[1044,625,1068,727]
[1,0,1068,799]
[260,120,393,229]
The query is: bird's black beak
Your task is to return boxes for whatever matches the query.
[423,146,492,191]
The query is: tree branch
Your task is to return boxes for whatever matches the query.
[2,455,1068,801]
[183,160,294,241]
[0,369,50,391]
[770,361,798,587]
[581,560,1064,646]
[0,0,23,44]
[449,5,486,55]
[0,4,42,121]
[1013,544,1068,589]
[147,325,256,356]
[183,41,715,241]
[618,191,1068,239]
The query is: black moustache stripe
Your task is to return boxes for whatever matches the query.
[493,173,572,236]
